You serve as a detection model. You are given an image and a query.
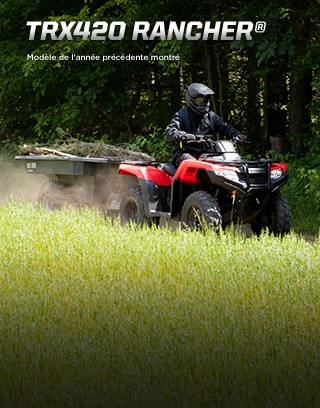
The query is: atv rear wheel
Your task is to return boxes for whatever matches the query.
[120,185,153,226]
[251,193,291,235]
[181,191,222,233]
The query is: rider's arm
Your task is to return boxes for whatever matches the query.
[166,111,195,142]
[209,112,244,140]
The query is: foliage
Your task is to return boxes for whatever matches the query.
[1,0,320,220]
[0,200,319,407]
[281,150,320,233]
[298,168,320,207]
[132,128,172,161]
[1,0,319,148]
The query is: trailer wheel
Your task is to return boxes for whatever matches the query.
[120,185,153,226]
[38,180,65,210]
[181,191,222,233]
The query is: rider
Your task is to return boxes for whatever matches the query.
[166,82,246,167]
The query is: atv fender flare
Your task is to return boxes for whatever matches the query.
[118,163,172,217]
[118,163,172,186]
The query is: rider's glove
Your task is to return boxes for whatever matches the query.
[232,134,247,143]
[176,131,196,142]
[183,133,196,142]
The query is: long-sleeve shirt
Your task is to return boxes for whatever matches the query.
[166,107,241,164]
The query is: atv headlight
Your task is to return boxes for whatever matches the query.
[217,170,239,183]
[270,168,283,180]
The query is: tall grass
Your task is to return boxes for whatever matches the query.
[0,200,319,407]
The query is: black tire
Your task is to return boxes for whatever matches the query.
[37,180,65,210]
[181,191,222,233]
[120,185,153,226]
[251,193,291,235]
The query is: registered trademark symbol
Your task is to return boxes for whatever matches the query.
[255,21,266,33]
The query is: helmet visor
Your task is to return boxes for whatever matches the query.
[194,95,210,106]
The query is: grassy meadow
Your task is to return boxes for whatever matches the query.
[0,200,320,407]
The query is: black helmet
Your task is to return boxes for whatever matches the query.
[186,83,215,115]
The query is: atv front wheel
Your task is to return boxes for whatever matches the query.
[181,191,222,233]
[120,185,154,226]
[251,193,291,235]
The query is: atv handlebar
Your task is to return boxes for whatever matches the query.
[183,134,213,143]
[186,134,250,144]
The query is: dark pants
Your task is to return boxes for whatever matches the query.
[175,152,196,167]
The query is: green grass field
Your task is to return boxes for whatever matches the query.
[0,200,320,407]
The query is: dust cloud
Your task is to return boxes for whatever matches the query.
[0,156,136,211]
[0,156,46,204]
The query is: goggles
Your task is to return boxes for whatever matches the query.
[194,95,210,105]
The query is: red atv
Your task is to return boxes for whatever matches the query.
[118,138,291,234]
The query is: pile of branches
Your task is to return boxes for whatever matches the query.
[19,135,155,162]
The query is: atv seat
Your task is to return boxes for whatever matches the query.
[159,163,177,176]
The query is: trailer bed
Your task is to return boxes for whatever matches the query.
[16,155,131,176]
[15,155,142,212]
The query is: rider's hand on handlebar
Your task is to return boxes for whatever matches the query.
[232,134,249,144]
[181,133,196,142]
[194,134,213,141]
[175,131,195,142]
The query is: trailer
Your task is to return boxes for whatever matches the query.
[15,155,142,213]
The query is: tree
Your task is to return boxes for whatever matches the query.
[243,0,320,156]
[0,0,319,158]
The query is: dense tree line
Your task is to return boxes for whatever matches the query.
[0,0,319,159]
